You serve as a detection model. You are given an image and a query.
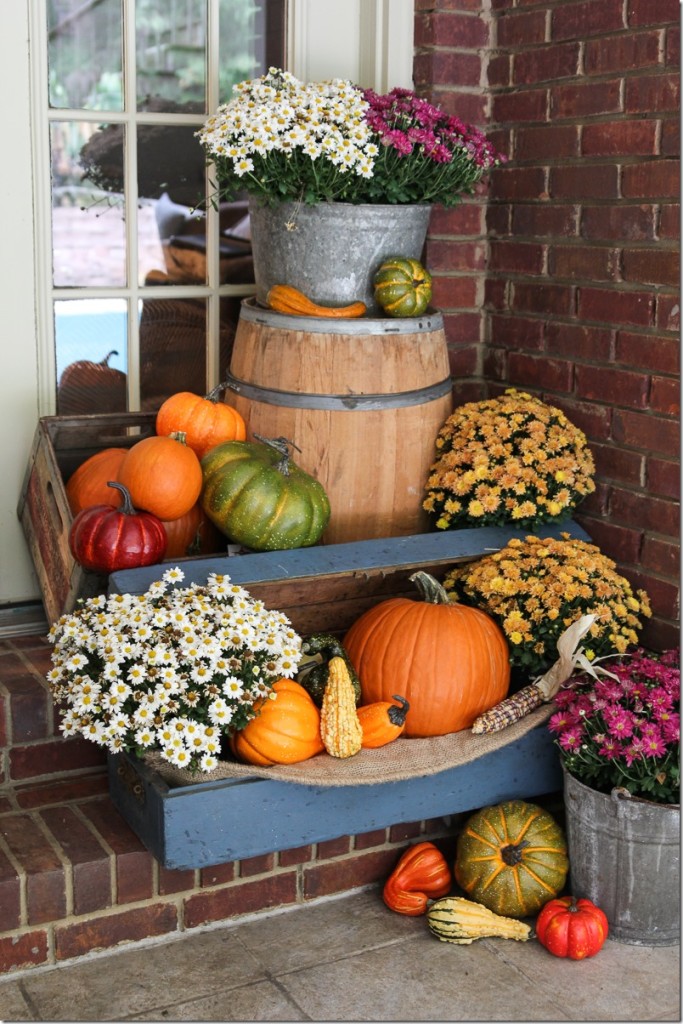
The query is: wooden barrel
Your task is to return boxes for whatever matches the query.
[223,299,453,545]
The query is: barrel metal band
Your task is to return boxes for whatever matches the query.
[224,373,452,410]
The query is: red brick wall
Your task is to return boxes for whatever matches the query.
[417,0,680,649]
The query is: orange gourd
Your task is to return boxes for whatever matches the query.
[357,695,410,748]
[117,432,203,520]
[266,284,367,319]
[155,385,247,461]
[343,572,510,738]
[160,502,224,559]
[65,448,127,514]
[383,842,452,916]
[229,679,325,766]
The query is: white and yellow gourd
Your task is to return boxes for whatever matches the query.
[320,655,363,758]
[427,896,532,944]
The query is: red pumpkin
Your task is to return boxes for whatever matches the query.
[68,482,167,573]
[161,503,224,559]
[117,432,203,520]
[343,572,510,737]
[536,896,609,960]
[65,448,127,514]
[155,386,247,460]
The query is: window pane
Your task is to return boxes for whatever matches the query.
[52,121,127,287]
[48,0,123,111]
[218,0,285,103]
[138,124,207,285]
[55,299,128,415]
[139,297,209,409]
[136,0,207,113]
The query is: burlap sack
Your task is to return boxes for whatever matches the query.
[144,703,554,789]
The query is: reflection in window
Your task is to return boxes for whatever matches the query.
[55,299,128,415]
[48,0,124,111]
[51,121,129,288]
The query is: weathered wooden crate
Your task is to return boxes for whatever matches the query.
[107,523,589,870]
[108,521,590,636]
[108,727,563,870]
[18,413,158,625]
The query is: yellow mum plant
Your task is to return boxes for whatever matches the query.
[423,389,596,530]
[443,534,652,677]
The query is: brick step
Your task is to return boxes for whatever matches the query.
[1,635,108,787]
[0,774,451,976]
[0,634,457,978]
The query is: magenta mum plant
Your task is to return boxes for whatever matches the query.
[549,648,680,804]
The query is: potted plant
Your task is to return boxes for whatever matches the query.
[442,532,652,681]
[423,389,597,532]
[548,648,680,946]
[45,565,303,775]
[196,67,505,310]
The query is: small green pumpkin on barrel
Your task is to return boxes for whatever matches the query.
[373,256,432,317]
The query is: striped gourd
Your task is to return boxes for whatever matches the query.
[427,897,532,945]
[373,257,432,317]
[320,656,363,758]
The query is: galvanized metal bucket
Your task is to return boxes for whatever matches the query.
[563,768,680,945]
[248,198,432,313]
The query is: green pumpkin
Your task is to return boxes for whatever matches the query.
[297,633,362,707]
[454,800,569,918]
[373,256,432,317]
[201,435,331,551]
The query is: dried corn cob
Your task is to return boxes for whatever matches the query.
[471,682,546,734]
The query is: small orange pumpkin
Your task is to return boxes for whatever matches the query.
[344,571,510,738]
[155,385,247,460]
[65,448,127,514]
[160,502,224,559]
[117,432,203,520]
[357,695,410,748]
[229,679,324,766]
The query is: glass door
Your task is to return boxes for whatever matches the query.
[45,0,285,414]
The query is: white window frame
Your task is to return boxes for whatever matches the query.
[30,0,261,416]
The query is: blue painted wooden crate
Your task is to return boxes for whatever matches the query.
[106,522,587,870]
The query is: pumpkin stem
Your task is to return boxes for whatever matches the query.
[253,434,302,476]
[106,481,136,515]
[205,381,229,403]
[409,571,452,605]
[388,695,410,726]
[169,431,189,446]
[101,350,118,366]
[500,840,529,866]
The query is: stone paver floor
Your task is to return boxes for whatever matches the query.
[0,889,680,1022]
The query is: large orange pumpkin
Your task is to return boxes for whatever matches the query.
[117,433,202,520]
[155,386,247,460]
[65,447,127,514]
[343,572,510,738]
[229,679,324,766]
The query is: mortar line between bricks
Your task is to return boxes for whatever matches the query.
[0,827,27,926]
[70,802,117,905]
[31,809,74,918]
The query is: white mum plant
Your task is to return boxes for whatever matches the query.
[46,567,302,774]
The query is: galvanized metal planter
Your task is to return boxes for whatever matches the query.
[248,199,432,312]
[563,768,681,945]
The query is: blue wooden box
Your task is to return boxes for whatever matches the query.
[106,523,587,870]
